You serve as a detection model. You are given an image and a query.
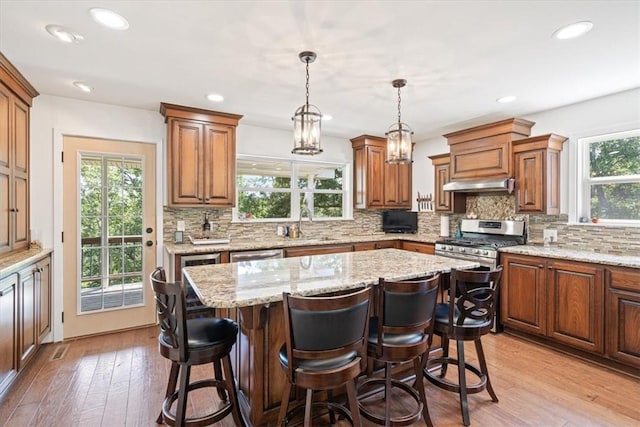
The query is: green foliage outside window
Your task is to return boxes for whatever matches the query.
[589,135,640,220]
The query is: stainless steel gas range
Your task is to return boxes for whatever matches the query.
[435,219,526,270]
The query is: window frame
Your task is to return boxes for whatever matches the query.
[578,128,640,226]
[234,154,352,223]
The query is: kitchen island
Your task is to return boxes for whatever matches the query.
[183,248,479,426]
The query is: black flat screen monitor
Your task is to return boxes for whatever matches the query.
[382,210,418,233]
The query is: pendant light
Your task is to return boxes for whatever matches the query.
[386,79,413,164]
[292,51,323,155]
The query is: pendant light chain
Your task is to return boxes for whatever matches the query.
[397,85,402,125]
[305,58,310,107]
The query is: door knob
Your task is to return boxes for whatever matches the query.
[146,240,153,247]
[146,227,153,233]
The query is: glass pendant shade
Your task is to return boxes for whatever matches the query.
[292,103,323,155]
[386,79,413,164]
[292,51,322,155]
[386,122,413,164]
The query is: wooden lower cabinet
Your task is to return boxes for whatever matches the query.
[374,240,398,250]
[401,241,435,255]
[501,252,640,372]
[0,253,52,395]
[0,274,17,394]
[18,264,37,369]
[547,260,603,353]
[605,267,640,368]
[501,254,547,336]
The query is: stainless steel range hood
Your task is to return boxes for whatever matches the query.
[442,178,514,193]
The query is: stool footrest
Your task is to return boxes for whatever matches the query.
[424,357,487,394]
[162,378,233,427]
[357,377,423,426]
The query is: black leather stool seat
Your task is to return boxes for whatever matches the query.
[434,304,491,328]
[279,345,358,371]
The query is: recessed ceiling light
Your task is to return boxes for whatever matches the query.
[496,95,517,104]
[45,25,83,43]
[89,8,129,30]
[73,81,93,93]
[206,93,224,102]
[322,114,333,121]
[553,21,593,40]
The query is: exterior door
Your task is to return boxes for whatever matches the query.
[62,136,156,339]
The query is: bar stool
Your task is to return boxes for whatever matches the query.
[358,274,441,427]
[424,267,503,426]
[149,267,245,427]
[277,287,372,427]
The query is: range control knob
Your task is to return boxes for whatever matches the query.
[482,250,489,255]
[472,249,479,254]
[459,247,466,253]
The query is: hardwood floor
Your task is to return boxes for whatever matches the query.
[1,326,638,427]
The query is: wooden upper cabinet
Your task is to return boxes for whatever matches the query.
[444,118,535,180]
[513,134,567,214]
[161,103,242,207]
[0,53,38,255]
[351,135,412,209]
[429,153,464,213]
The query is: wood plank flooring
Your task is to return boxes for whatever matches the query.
[0,326,638,427]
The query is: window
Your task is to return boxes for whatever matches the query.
[235,155,350,221]
[580,129,640,223]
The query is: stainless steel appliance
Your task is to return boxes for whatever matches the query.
[230,248,284,263]
[435,219,526,333]
[180,252,221,269]
[435,219,526,270]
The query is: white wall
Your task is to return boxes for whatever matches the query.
[411,88,640,215]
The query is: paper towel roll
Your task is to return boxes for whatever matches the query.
[440,215,450,237]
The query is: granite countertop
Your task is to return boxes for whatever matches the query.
[499,245,640,269]
[0,248,54,277]
[182,248,478,308]
[164,233,439,255]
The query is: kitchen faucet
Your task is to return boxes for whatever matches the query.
[299,206,313,236]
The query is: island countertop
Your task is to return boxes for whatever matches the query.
[183,248,479,308]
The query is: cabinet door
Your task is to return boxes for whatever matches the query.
[515,150,544,213]
[12,97,29,250]
[18,266,37,369]
[547,261,604,354]
[605,268,640,368]
[366,145,385,208]
[397,162,412,207]
[0,83,10,253]
[0,274,17,394]
[36,257,52,342]
[203,124,235,206]
[501,254,546,336]
[169,119,204,204]
[434,162,451,212]
[375,240,398,250]
[384,162,399,205]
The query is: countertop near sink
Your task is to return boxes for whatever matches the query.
[499,245,640,269]
[163,232,439,255]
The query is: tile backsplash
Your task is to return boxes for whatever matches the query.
[164,194,639,256]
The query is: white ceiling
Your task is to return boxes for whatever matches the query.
[1,1,639,141]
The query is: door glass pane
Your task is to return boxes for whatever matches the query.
[79,154,144,313]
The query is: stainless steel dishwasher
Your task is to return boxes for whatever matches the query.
[230,248,284,262]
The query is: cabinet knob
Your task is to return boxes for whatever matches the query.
[538,265,543,268]
[9,208,17,212]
